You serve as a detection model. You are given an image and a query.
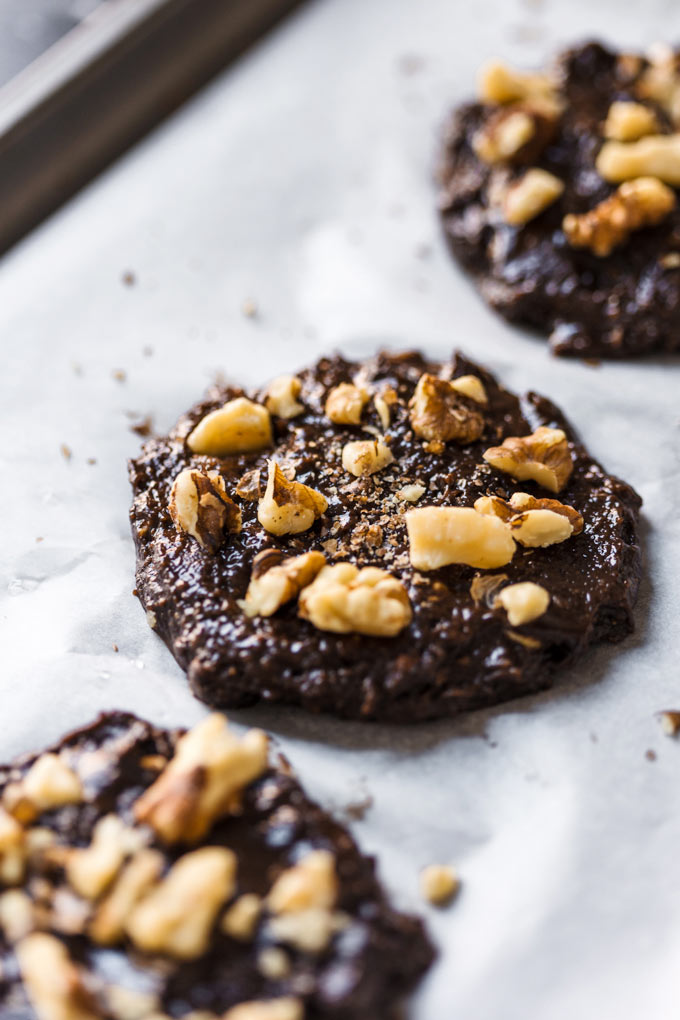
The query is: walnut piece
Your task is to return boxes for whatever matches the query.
[483,426,573,493]
[264,375,304,419]
[239,550,326,618]
[474,491,583,547]
[0,889,34,942]
[636,48,680,124]
[268,849,337,914]
[406,507,516,570]
[268,908,348,954]
[563,177,675,256]
[409,373,485,444]
[502,168,565,226]
[90,849,164,945]
[169,469,241,552]
[223,998,303,1020]
[325,382,369,425]
[473,109,535,163]
[450,374,488,404]
[477,59,557,104]
[257,460,328,536]
[596,134,680,185]
[16,933,100,1020]
[65,814,145,901]
[126,847,236,959]
[658,710,680,736]
[221,893,262,941]
[299,564,412,637]
[397,483,426,503]
[420,865,460,906]
[4,754,84,824]
[341,439,395,477]
[603,101,659,141]
[496,581,550,626]
[133,713,268,844]
[0,806,25,884]
[187,397,272,456]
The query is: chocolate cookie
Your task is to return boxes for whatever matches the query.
[129,350,642,722]
[0,712,433,1019]
[438,41,680,356]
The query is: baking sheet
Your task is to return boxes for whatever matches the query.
[2,0,679,1016]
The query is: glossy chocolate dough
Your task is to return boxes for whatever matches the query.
[0,712,434,1018]
[129,350,642,722]
[438,42,680,357]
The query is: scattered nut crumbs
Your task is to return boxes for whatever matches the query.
[112,369,127,383]
[420,865,460,906]
[60,444,72,461]
[658,711,680,736]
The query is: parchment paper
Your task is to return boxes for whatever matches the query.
[2,0,680,1017]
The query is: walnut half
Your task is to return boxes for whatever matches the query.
[257,461,328,536]
[409,373,485,445]
[483,426,573,493]
[299,564,412,637]
[474,492,583,548]
[563,177,675,256]
[239,550,326,618]
[170,469,241,552]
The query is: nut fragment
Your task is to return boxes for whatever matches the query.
[221,893,262,940]
[406,507,516,570]
[0,806,25,884]
[4,754,84,823]
[187,397,272,456]
[563,177,675,256]
[239,550,326,618]
[596,134,680,185]
[90,849,164,945]
[483,426,573,493]
[341,439,395,477]
[16,933,100,1020]
[409,373,485,444]
[474,491,583,547]
[637,49,680,124]
[603,101,659,141]
[223,998,303,1020]
[299,564,412,637]
[126,847,236,959]
[450,375,488,404]
[133,714,268,844]
[257,460,328,536]
[265,375,304,419]
[169,469,241,552]
[502,168,564,226]
[65,815,145,901]
[397,483,426,503]
[102,986,160,1020]
[496,581,550,626]
[505,492,584,533]
[473,109,535,163]
[268,908,348,954]
[658,710,680,736]
[0,889,34,942]
[268,849,338,914]
[420,865,460,906]
[477,59,557,104]
[325,383,369,425]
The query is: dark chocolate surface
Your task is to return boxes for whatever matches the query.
[128,350,642,723]
[438,41,680,357]
[0,712,433,1018]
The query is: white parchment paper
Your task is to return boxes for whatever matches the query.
[2,0,680,1017]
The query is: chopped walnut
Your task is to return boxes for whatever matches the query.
[169,469,241,552]
[374,394,391,431]
[4,754,84,824]
[65,814,146,901]
[596,134,680,185]
[496,581,550,626]
[636,48,680,124]
[221,893,262,940]
[257,460,328,536]
[239,550,326,617]
[187,397,272,456]
[406,507,516,570]
[264,375,304,419]
[298,564,412,637]
[603,101,659,141]
[477,59,557,105]
[102,985,160,1020]
[325,383,369,425]
[420,865,460,906]
[502,168,564,226]
[563,177,675,256]
[126,847,236,959]
[450,375,488,404]
[341,439,395,477]
[268,849,338,914]
[483,426,573,493]
[469,573,509,606]
[658,710,680,736]
[257,946,290,979]
[0,806,25,884]
[397,483,426,503]
[90,849,164,945]
[409,373,485,444]
[16,933,100,1020]
[133,714,268,844]
[268,907,348,954]
[473,108,535,163]
[223,998,303,1020]
[506,492,583,533]
[0,889,34,942]
[474,491,582,547]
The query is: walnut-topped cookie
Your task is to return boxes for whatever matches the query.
[0,712,433,1018]
[438,41,680,357]
[129,350,641,722]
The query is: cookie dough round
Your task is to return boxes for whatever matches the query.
[129,350,641,722]
[438,41,680,357]
[0,712,433,1018]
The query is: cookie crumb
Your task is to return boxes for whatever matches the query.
[112,369,127,383]
[129,416,153,438]
[60,444,72,461]
[645,749,657,762]
[122,271,136,286]
[658,710,680,736]
[420,865,460,906]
